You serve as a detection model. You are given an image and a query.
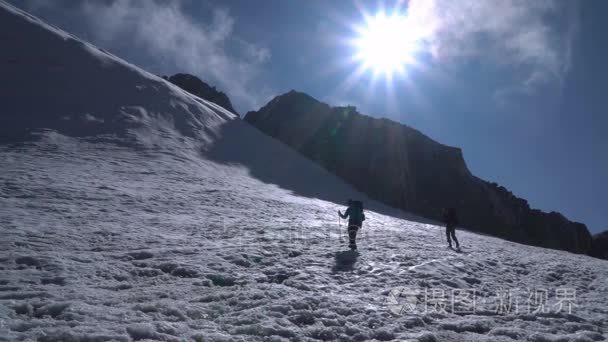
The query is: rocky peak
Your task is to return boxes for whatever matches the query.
[164,74,237,115]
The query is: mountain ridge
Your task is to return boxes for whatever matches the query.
[163,73,238,115]
[0,1,236,146]
[245,90,593,255]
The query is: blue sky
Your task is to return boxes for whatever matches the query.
[12,0,607,233]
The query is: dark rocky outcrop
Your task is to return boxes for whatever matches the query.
[245,90,593,254]
[590,231,608,260]
[164,74,237,115]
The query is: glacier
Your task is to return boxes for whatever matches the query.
[0,1,606,341]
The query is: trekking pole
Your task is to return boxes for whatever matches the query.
[338,216,343,243]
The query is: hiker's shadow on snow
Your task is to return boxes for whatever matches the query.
[201,120,436,224]
[332,250,359,273]
[450,247,469,255]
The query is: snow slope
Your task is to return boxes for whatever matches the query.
[1,1,607,341]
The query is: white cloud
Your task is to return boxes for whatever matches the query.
[24,0,270,113]
[406,0,579,96]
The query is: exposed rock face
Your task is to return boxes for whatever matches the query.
[245,90,593,254]
[591,231,608,260]
[165,74,237,115]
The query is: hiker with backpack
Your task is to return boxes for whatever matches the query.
[442,207,460,250]
[339,199,365,250]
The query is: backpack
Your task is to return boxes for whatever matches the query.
[445,208,458,226]
[350,200,365,223]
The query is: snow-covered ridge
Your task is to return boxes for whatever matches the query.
[1,1,607,341]
[0,0,235,145]
[0,0,390,213]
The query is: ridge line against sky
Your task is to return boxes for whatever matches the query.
[21,0,273,112]
[10,0,608,233]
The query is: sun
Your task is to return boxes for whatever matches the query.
[353,12,421,76]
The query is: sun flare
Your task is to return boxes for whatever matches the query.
[354,12,422,76]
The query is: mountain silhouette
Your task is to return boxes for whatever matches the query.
[245,90,593,254]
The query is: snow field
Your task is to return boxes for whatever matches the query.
[0,0,607,340]
[1,136,606,341]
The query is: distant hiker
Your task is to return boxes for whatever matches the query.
[339,199,365,250]
[442,207,460,249]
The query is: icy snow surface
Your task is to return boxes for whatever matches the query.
[2,135,608,342]
[1,1,607,341]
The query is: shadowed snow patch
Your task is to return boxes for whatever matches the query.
[440,319,491,334]
[15,256,41,267]
[206,274,236,287]
[127,251,154,260]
